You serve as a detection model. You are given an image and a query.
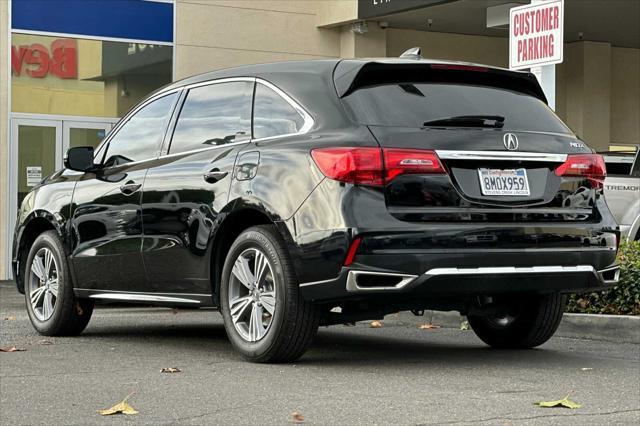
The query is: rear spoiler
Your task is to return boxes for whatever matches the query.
[333,60,547,104]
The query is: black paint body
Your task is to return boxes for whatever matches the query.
[12,59,619,313]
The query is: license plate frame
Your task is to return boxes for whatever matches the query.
[478,168,531,196]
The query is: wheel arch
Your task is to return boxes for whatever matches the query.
[14,212,63,294]
[209,200,298,305]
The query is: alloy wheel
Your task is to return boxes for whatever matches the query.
[228,248,277,342]
[28,247,59,321]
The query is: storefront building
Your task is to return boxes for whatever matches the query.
[1,0,638,279]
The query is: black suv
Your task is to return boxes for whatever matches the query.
[13,58,619,362]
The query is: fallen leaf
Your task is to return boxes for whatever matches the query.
[171,308,179,315]
[460,320,470,330]
[370,320,383,328]
[160,367,181,373]
[418,323,440,330]
[292,411,304,423]
[0,346,26,352]
[98,393,139,416]
[38,340,53,345]
[535,393,582,409]
[3,315,16,321]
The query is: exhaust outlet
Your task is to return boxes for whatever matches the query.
[346,270,417,292]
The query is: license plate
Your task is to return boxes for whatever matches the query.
[478,168,530,196]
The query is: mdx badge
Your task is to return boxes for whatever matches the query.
[503,133,519,151]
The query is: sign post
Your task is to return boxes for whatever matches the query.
[509,0,564,110]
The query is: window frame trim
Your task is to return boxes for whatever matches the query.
[93,76,315,169]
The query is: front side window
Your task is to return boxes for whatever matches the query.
[103,93,178,166]
[253,83,305,139]
[169,82,253,154]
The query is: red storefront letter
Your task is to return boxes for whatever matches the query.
[11,45,28,76]
[50,39,77,79]
[24,44,50,78]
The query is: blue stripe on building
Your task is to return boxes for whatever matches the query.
[11,0,173,43]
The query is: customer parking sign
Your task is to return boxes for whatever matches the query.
[509,0,564,70]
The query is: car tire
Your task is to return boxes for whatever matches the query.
[24,231,94,336]
[220,225,320,363]
[467,293,566,349]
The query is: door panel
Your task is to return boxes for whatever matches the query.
[69,92,179,291]
[141,146,243,294]
[140,80,253,294]
[69,166,148,291]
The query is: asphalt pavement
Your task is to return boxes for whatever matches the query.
[1,281,639,425]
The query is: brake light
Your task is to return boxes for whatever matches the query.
[430,64,488,72]
[555,154,606,188]
[311,147,445,186]
[383,148,445,181]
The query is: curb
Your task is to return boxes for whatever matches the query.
[387,311,640,344]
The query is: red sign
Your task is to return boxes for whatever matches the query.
[11,39,78,79]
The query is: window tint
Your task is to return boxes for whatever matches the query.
[103,93,178,166]
[253,83,305,139]
[604,161,632,176]
[342,83,572,134]
[170,82,253,154]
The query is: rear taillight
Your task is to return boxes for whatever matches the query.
[555,154,606,188]
[310,147,384,186]
[383,148,445,181]
[311,147,445,186]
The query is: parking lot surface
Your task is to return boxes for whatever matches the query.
[1,281,639,425]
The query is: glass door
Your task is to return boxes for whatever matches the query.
[10,118,63,215]
[62,121,114,152]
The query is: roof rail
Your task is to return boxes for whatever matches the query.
[400,47,422,60]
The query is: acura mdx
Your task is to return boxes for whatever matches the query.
[12,56,620,362]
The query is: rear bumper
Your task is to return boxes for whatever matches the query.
[300,255,619,303]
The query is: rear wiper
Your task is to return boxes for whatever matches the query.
[423,115,505,128]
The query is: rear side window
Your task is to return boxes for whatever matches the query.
[253,83,305,139]
[604,161,632,176]
[342,83,572,134]
[170,81,253,154]
[103,92,178,165]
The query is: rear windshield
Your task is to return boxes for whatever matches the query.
[341,83,572,134]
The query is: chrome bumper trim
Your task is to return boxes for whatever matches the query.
[346,270,418,292]
[423,265,595,278]
[597,265,620,285]
[343,265,618,293]
[435,150,567,162]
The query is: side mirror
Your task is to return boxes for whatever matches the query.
[64,146,96,172]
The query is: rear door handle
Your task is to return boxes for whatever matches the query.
[120,181,142,195]
[203,169,228,184]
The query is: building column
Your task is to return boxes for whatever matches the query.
[561,41,612,151]
[340,22,387,58]
[1,0,10,279]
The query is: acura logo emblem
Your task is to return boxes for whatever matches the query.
[503,133,519,151]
